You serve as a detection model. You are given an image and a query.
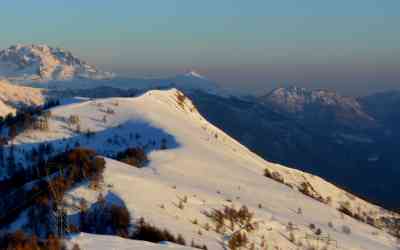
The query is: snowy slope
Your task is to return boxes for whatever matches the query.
[0,79,47,117]
[68,233,195,250]
[9,89,400,250]
[0,44,114,82]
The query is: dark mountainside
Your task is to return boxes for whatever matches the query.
[188,88,400,210]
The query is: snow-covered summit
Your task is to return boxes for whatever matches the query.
[259,86,375,127]
[0,44,114,82]
[169,71,220,94]
[261,86,360,112]
[184,70,207,80]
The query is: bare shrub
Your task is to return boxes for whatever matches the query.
[191,240,208,250]
[176,92,187,108]
[342,225,352,235]
[264,168,284,183]
[0,230,66,250]
[116,148,148,167]
[338,201,353,217]
[228,232,248,250]
[299,182,325,203]
[297,208,303,215]
[131,218,186,246]
[289,232,296,243]
[72,243,81,250]
[204,205,255,233]
[178,201,184,210]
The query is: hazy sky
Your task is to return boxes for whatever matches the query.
[1,0,399,96]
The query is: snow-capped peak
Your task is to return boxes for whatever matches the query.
[259,85,376,128]
[262,85,365,113]
[0,44,115,82]
[184,70,207,79]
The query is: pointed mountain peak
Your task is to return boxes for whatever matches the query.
[184,70,207,79]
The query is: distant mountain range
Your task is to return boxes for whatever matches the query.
[259,86,376,129]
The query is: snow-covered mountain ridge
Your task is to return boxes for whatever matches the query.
[261,86,365,113]
[258,86,376,130]
[0,44,114,82]
[261,86,371,118]
[5,89,399,249]
[0,79,47,117]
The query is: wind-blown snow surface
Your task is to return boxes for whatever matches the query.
[0,79,46,117]
[11,89,400,250]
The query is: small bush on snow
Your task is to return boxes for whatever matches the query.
[204,205,256,233]
[72,243,81,250]
[264,168,284,183]
[342,225,352,235]
[191,240,208,250]
[131,218,186,246]
[228,232,248,250]
[116,147,148,167]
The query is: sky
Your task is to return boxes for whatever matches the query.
[1,0,399,96]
